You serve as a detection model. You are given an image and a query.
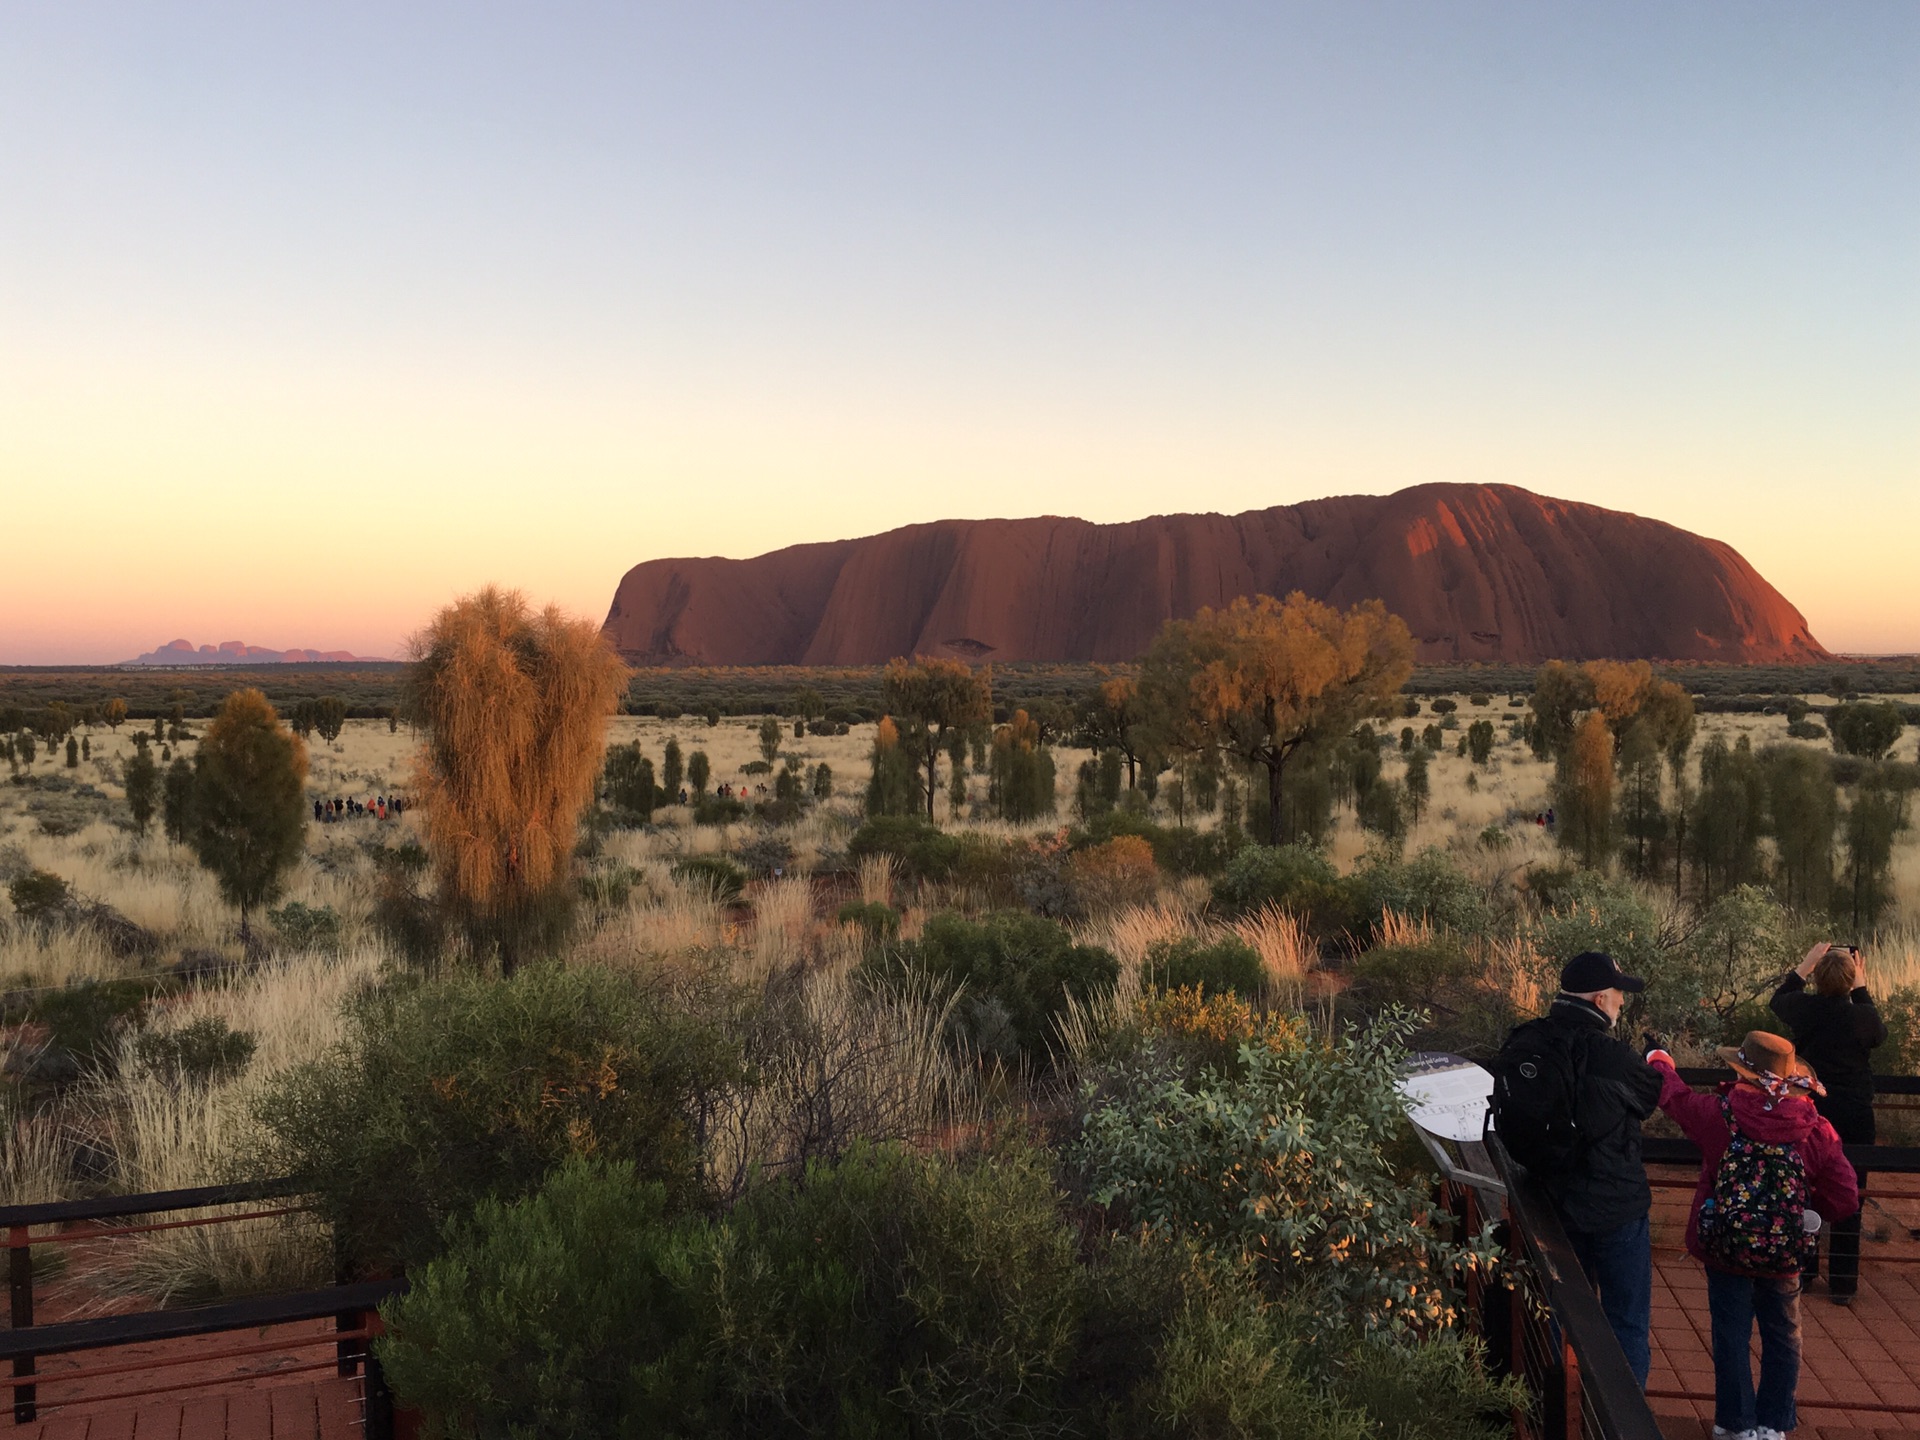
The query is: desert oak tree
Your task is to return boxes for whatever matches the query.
[409,587,630,970]
[880,657,993,823]
[188,689,308,947]
[1140,593,1414,846]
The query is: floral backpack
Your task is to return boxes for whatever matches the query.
[1696,1096,1817,1276]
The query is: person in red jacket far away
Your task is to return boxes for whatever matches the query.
[1645,1033,1858,1440]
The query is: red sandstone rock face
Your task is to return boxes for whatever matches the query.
[602,484,1827,666]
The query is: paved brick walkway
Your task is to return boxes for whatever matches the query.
[1646,1164,1920,1440]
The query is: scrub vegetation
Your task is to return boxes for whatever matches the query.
[4,592,1919,1437]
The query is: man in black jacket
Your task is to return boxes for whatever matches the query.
[1521,952,1666,1386]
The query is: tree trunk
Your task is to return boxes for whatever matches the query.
[1265,755,1285,846]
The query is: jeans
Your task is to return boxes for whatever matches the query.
[1707,1269,1802,1434]
[1565,1215,1652,1387]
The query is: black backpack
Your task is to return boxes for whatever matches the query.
[1489,1018,1589,1174]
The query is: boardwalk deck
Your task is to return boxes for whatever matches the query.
[1647,1165,1920,1440]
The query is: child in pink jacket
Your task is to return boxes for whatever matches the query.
[1647,1032,1858,1440]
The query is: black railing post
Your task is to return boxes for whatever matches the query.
[9,1225,34,1424]
[361,1312,395,1440]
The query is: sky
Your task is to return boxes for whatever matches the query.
[2,2,1915,663]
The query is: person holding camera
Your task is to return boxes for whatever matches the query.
[1770,941,1885,1303]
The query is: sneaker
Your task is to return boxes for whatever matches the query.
[1754,1429,1787,1440]
[1712,1428,1756,1440]
[1830,1293,1854,1307]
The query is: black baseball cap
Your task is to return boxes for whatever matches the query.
[1559,951,1645,995]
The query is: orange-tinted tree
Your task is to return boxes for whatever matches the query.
[1555,711,1616,867]
[409,588,629,970]
[1140,593,1414,846]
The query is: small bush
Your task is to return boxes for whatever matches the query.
[1099,986,1304,1079]
[31,979,151,1073]
[670,854,745,902]
[134,1016,257,1083]
[1066,835,1159,916]
[255,964,738,1271]
[1350,936,1478,1009]
[268,901,343,954]
[1077,1010,1491,1333]
[379,1158,694,1436]
[8,868,74,925]
[1143,935,1267,1000]
[731,836,794,879]
[1356,848,1490,936]
[835,900,900,941]
[847,816,963,882]
[1211,845,1359,937]
[576,863,640,911]
[382,1143,1084,1439]
[692,794,749,826]
[867,911,1117,1065]
[1879,986,1920,1076]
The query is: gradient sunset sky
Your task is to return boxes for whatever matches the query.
[3,3,1915,663]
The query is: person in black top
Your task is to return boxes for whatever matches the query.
[1772,941,1885,1303]
[1522,952,1667,1385]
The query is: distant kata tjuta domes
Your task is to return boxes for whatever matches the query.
[602,483,1828,667]
[120,639,389,666]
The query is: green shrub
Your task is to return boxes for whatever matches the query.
[1076,1011,1492,1334]
[380,1146,1513,1440]
[255,964,737,1271]
[866,911,1117,1065]
[847,815,963,882]
[1143,935,1267,1000]
[8,868,73,924]
[669,854,745,902]
[691,794,749,826]
[1078,813,1246,878]
[268,900,343,953]
[701,1141,1083,1434]
[379,1159,698,1438]
[835,900,899,941]
[31,979,150,1072]
[576,862,640,911]
[1355,848,1489,936]
[1878,986,1920,1076]
[1211,845,1359,937]
[134,1016,257,1083]
[1350,936,1478,1010]
[383,1143,1086,1440]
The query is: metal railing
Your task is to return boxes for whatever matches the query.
[1466,1138,1666,1440]
[2,1179,402,1431]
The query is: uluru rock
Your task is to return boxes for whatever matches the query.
[602,483,1827,666]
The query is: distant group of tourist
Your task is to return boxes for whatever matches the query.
[1494,941,1883,1439]
[314,794,407,823]
[1532,807,1557,829]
